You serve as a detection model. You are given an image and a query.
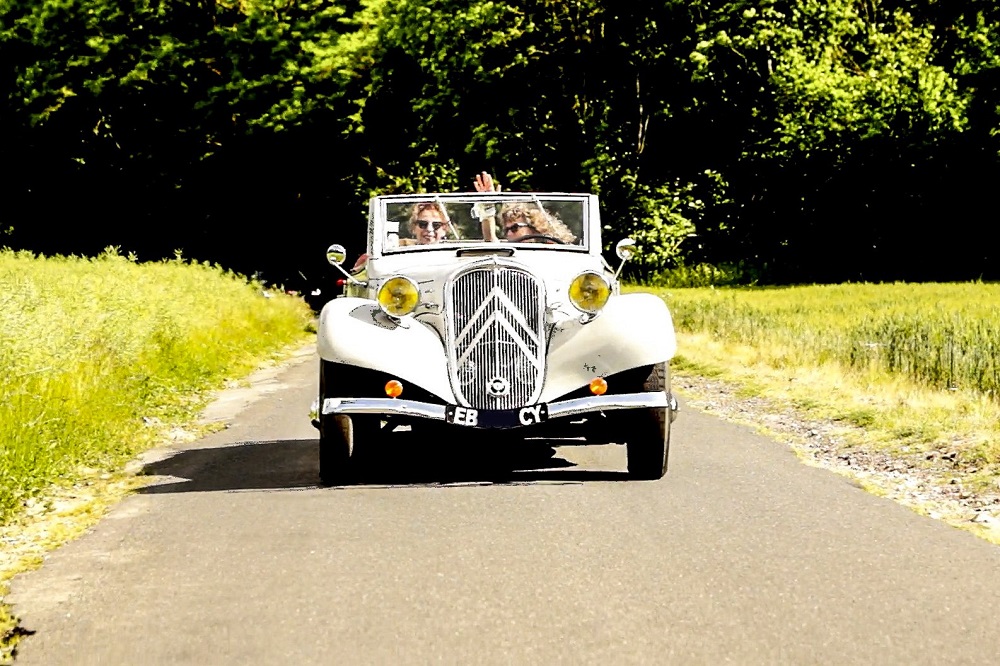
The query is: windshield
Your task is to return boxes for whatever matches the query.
[378,194,590,253]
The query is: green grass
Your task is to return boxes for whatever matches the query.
[654,282,1000,397]
[1,248,316,661]
[635,282,1000,467]
[0,248,314,526]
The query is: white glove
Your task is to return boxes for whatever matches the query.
[471,202,497,220]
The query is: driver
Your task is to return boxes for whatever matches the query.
[408,201,452,244]
[499,202,576,243]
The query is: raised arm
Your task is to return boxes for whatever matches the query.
[472,171,501,242]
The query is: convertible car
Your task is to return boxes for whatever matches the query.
[311,192,678,484]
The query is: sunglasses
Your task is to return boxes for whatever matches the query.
[414,220,447,230]
[504,222,533,235]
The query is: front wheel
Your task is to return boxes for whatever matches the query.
[318,361,380,486]
[625,362,671,480]
[319,414,356,486]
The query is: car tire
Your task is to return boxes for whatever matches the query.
[625,362,671,480]
[318,361,380,486]
[319,413,356,486]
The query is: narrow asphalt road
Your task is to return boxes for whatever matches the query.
[8,350,1000,664]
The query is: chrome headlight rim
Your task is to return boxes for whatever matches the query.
[568,271,612,315]
[376,275,420,318]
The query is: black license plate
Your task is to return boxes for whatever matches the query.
[445,403,549,428]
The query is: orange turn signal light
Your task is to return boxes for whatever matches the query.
[385,380,403,398]
[589,377,608,396]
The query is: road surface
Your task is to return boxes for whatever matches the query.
[8,350,1000,664]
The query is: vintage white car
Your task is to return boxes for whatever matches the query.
[311,191,678,484]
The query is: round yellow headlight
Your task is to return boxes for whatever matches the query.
[377,276,419,317]
[568,272,611,314]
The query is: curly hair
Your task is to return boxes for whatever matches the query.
[499,202,576,243]
[408,201,450,225]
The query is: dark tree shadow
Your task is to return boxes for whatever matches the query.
[138,432,628,494]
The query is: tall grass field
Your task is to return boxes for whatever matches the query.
[641,282,1000,466]
[0,249,314,526]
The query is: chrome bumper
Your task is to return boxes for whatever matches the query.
[311,392,679,429]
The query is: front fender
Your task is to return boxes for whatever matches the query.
[316,298,455,402]
[541,292,676,402]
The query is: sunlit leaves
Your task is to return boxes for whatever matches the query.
[3,0,1000,282]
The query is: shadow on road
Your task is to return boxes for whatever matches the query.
[138,433,627,494]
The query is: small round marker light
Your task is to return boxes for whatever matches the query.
[385,380,403,398]
[589,377,608,396]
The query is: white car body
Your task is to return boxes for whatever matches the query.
[313,192,679,483]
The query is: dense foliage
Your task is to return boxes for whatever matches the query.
[2,0,999,285]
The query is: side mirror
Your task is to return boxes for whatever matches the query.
[614,238,637,279]
[326,244,348,266]
[615,238,637,261]
[325,243,366,288]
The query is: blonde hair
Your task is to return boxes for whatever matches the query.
[409,202,449,225]
[499,202,576,243]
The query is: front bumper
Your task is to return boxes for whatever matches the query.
[311,392,679,430]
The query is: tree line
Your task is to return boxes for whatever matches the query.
[2,0,998,289]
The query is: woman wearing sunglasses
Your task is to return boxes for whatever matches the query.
[472,171,575,244]
[408,202,452,244]
[498,203,576,244]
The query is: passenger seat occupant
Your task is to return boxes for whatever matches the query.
[499,203,576,244]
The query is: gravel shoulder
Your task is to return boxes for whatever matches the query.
[674,372,1000,545]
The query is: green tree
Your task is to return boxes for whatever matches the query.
[347,0,709,269]
[3,0,1000,283]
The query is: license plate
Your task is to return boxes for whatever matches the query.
[445,403,549,428]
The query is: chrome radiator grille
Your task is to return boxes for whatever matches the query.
[446,264,546,409]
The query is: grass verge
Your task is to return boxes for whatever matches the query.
[0,248,315,661]
[633,284,1000,543]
